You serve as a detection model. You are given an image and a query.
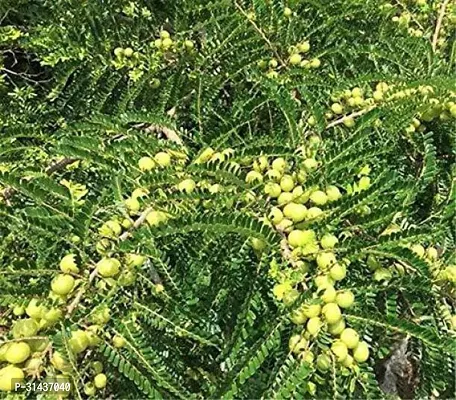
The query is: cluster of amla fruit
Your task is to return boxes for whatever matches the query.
[0,233,149,394]
[152,29,195,52]
[240,141,371,370]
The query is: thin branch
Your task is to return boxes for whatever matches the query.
[325,106,376,129]
[66,268,98,317]
[45,158,78,175]
[119,207,153,241]
[432,0,450,52]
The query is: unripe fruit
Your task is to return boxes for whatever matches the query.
[288,334,301,352]
[302,304,321,318]
[251,238,266,251]
[310,58,321,68]
[307,207,323,219]
[268,207,284,225]
[195,147,214,163]
[328,318,346,335]
[374,268,392,281]
[288,230,316,248]
[114,47,123,57]
[99,220,122,238]
[343,354,354,368]
[94,373,107,389]
[146,211,167,227]
[303,158,318,171]
[290,309,307,325]
[124,47,134,57]
[278,192,293,205]
[316,354,331,371]
[299,350,314,364]
[317,252,337,270]
[272,158,287,172]
[97,258,121,278]
[450,104,456,118]
[178,178,196,193]
[293,338,308,354]
[373,91,383,101]
[12,318,39,339]
[336,290,355,308]
[283,203,307,222]
[331,340,348,362]
[331,103,344,115]
[51,274,75,296]
[264,182,281,198]
[125,197,140,213]
[323,303,342,324]
[276,218,293,232]
[246,171,263,183]
[69,330,89,354]
[13,305,25,316]
[321,286,337,303]
[329,263,346,281]
[266,169,282,181]
[0,365,24,391]
[376,82,389,92]
[155,152,171,167]
[162,38,173,48]
[289,53,302,65]
[320,234,338,249]
[298,41,310,53]
[343,117,355,128]
[280,175,295,192]
[125,254,146,268]
[315,274,334,289]
[6,342,31,364]
[160,30,170,39]
[184,40,194,50]
[307,116,316,126]
[44,308,63,323]
[0,345,8,362]
[310,190,328,205]
[426,246,438,260]
[84,383,96,396]
[340,328,360,349]
[353,341,369,362]
[60,254,79,274]
[284,7,292,17]
[306,317,322,336]
[411,244,425,258]
[113,335,126,348]
[358,176,371,190]
[352,87,363,97]
[51,352,71,372]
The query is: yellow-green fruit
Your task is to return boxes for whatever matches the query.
[316,252,336,270]
[329,263,346,281]
[162,38,173,48]
[51,274,75,296]
[426,247,438,260]
[373,91,383,101]
[323,303,342,324]
[69,330,89,354]
[60,254,79,274]
[123,47,134,57]
[280,175,295,192]
[288,230,316,248]
[310,58,321,68]
[265,182,281,198]
[12,319,39,339]
[125,197,140,213]
[307,207,323,219]
[13,305,25,316]
[6,342,31,364]
[298,41,310,53]
[0,345,9,361]
[178,178,196,193]
[268,207,284,224]
[272,158,287,172]
[125,254,146,268]
[251,238,266,251]
[411,244,425,258]
[310,190,328,205]
[343,354,354,368]
[336,290,355,308]
[195,147,214,163]
[352,87,363,97]
[28,338,49,352]
[113,335,126,348]
[284,7,292,17]
[290,309,307,325]
[320,234,338,249]
[450,315,456,330]
[44,308,63,323]
[289,53,302,65]
[146,210,167,227]
[374,268,392,281]
[160,30,170,39]
[331,340,348,362]
[184,40,194,50]
[358,176,371,190]
[353,341,370,362]
[266,169,282,181]
[315,275,334,289]
[96,258,121,278]
[246,170,263,183]
[51,352,71,372]
[276,218,293,232]
[302,304,321,318]
[26,299,45,320]
[343,117,355,128]
[283,203,307,222]
[316,354,331,371]
[99,220,122,238]
[306,317,322,336]
[303,158,318,171]
[328,318,346,335]
[450,104,456,118]
[0,365,24,391]
[94,373,107,389]
[84,383,96,396]
[278,192,293,205]
[307,116,316,126]
[154,152,171,167]
[299,350,314,364]
[340,328,360,349]
[331,103,344,115]
[288,334,301,352]
[321,286,337,303]
[138,156,155,171]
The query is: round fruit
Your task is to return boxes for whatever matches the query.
[373,91,383,101]
[113,47,123,57]
[84,383,96,396]
[113,335,126,348]
[278,192,293,205]
[303,158,318,171]
[251,238,266,251]
[450,104,456,118]
[280,175,295,192]
[336,290,355,308]
[146,210,167,227]
[160,30,170,39]
[328,318,346,335]
[331,340,348,362]
[0,345,9,361]
[154,152,171,167]
[343,354,354,367]
[320,234,338,249]
[12,318,39,339]
[51,352,71,372]
[92,361,103,374]
[358,176,371,190]
[316,354,331,371]
[314,274,334,289]
[343,117,355,128]
[178,178,196,193]
[0,365,24,391]
[283,203,307,222]
[125,197,140,213]
[302,304,321,318]
[97,258,121,278]
[321,286,337,303]
[310,58,321,68]
[299,350,314,364]
[272,158,287,172]
[288,335,301,352]
[60,254,79,274]
[316,252,336,270]
[340,328,360,349]
[6,342,31,364]
[100,220,122,238]
[13,305,25,316]
[290,309,307,325]
[44,308,63,323]
[51,274,75,296]
[310,190,328,205]
[26,299,45,320]
[329,263,346,281]
[331,103,344,115]
[69,330,89,354]
[268,207,284,224]
[284,7,292,17]
[289,53,302,65]
[124,47,134,57]
[353,341,369,362]
[426,246,438,260]
[298,41,310,53]
[352,87,363,97]
[323,303,342,324]
[306,317,322,336]
[264,182,281,198]
[184,40,194,50]
[94,373,107,389]
[307,207,323,219]
[288,230,316,248]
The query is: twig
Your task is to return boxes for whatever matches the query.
[432,0,450,52]
[143,124,183,145]
[66,268,98,317]
[119,207,153,241]
[325,106,375,129]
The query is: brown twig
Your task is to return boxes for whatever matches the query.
[432,0,450,52]
[325,106,376,129]
[119,207,153,241]
[66,268,98,317]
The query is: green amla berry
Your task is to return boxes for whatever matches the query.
[246,170,263,183]
[290,309,307,325]
[426,246,438,260]
[302,303,321,318]
[13,305,25,316]
[251,238,266,251]
[340,328,360,349]
[320,233,338,249]
[154,152,171,167]
[51,274,75,296]
[298,41,310,53]
[113,47,124,58]
[284,7,292,17]
[353,341,369,362]
[160,30,170,39]
[411,244,425,258]
[123,47,134,57]
[307,116,316,126]
[146,211,167,227]
[310,58,321,68]
[268,207,284,224]
[331,340,348,362]
[321,286,337,303]
[138,156,155,171]
[84,383,96,396]
[272,157,287,172]
[99,220,122,238]
[306,317,322,336]
[329,263,346,281]
[124,197,141,214]
[280,175,295,192]
[331,103,344,115]
[177,178,197,193]
[336,290,354,308]
[317,252,337,270]
[326,185,342,202]
[12,318,39,338]
[264,182,282,198]
[328,318,346,335]
[125,254,146,268]
[278,192,293,205]
[289,53,302,65]
[323,303,342,324]
[287,229,316,248]
[316,354,331,371]
[343,117,355,128]
[5,342,31,364]
[184,40,194,50]
[69,330,90,354]
[96,258,121,278]
[283,203,307,222]
[0,365,25,392]
[60,254,79,274]
[303,158,318,171]
[113,335,126,348]
[94,373,107,389]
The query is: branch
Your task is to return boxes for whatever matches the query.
[432,0,450,52]
[134,123,184,145]
[66,268,98,317]
[119,207,153,241]
[325,106,375,129]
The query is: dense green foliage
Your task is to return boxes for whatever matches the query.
[0,0,455,399]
